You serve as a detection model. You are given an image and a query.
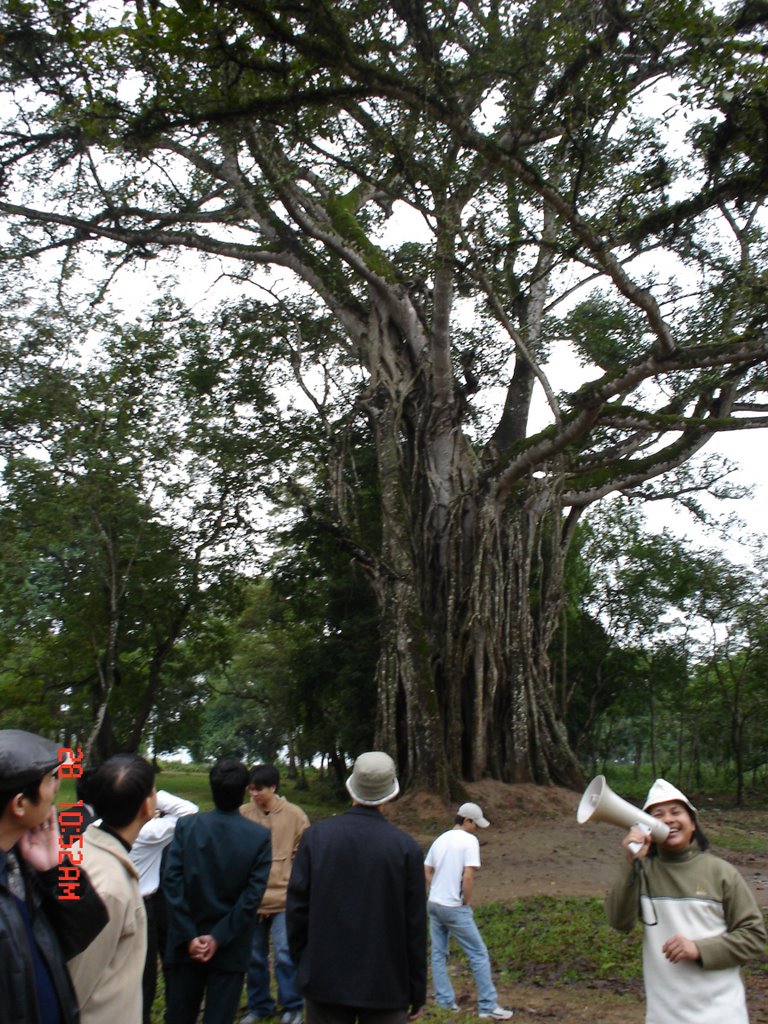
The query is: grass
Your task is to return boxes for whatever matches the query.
[707,823,768,855]
[150,973,166,1024]
[438,897,768,1009]
[150,765,349,819]
[145,899,646,1022]
[476,897,642,988]
[56,762,349,819]
[145,899,766,1021]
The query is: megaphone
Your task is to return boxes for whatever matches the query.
[577,775,670,850]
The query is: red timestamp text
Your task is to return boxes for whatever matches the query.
[57,747,85,900]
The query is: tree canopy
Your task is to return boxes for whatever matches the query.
[1,0,767,791]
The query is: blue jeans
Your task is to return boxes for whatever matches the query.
[428,902,498,1012]
[246,911,302,1016]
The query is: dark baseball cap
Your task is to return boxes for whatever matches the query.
[0,730,61,789]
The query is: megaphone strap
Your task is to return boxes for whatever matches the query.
[633,860,659,927]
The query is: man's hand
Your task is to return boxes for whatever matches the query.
[18,807,59,872]
[188,935,218,962]
[662,934,700,964]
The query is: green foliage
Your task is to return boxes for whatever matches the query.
[180,579,303,764]
[181,537,380,775]
[557,501,768,800]
[0,291,277,757]
[269,493,381,773]
[553,292,648,371]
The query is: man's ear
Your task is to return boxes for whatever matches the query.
[139,794,155,823]
[8,792,29,822]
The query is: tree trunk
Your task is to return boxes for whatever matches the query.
[364,314,583,793]
[371,398,451,794]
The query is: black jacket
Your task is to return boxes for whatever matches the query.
[286,805,427,1012]
[0,849,108,1024]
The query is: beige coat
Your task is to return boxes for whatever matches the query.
[240,796,308,914]
[67,824,146,1024]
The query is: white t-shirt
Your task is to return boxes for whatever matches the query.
[424,828,481,907]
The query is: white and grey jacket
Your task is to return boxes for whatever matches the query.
[606,845,766,1024]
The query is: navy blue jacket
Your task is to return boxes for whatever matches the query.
[286,805,427,1012]
[162,808,271,972]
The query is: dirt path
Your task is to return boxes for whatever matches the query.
[384,780,768,1023]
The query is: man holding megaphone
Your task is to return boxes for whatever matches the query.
[604,778,766,1024]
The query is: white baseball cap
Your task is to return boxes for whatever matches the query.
[458,802,490,828]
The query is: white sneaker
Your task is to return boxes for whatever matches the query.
[479,1009,513,1020]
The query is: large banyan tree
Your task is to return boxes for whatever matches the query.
[1,0,767,791]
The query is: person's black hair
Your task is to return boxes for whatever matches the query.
[0,777,45,817]
[210,759,249,812]
[75,766,96,805]
[90,754,155,828]
[454,814,466,826]
[692,823,710,850]
[249,764,280,790]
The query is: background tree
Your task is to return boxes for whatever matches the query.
[563,501,709,773]
[559,499,768,799]
[2,0,768,790]
[0,287,278,759]
[270,502,381,785]
[692,551,768,804]
[176,543,379,782]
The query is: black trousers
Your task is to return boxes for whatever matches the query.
[143,891,168,1024]
[304,998,408,1024]
[164,960,244,1024]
